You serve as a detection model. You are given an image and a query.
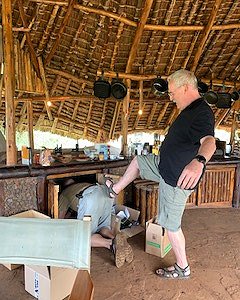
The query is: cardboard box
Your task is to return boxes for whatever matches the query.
[3,210,50,270]
[25,265,78,300]
[68,270,94,300]
[145,218,172,258]
[111,205,144,238]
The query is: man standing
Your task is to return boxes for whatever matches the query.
[104,69,216,278]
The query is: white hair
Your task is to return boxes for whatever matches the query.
[167,69,198,89]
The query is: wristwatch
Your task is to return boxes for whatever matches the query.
[194,154,206,166]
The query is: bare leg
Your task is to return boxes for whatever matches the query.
[166,228,189,270]
[91,233,113,249]
[99,227,114,239]
[105,156,140,196]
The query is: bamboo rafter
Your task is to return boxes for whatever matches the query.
[147,102,158,128]
[44,0,76,66]
[125,0,153,74]
[37,4,60,56]
[191,0,223,72]
[18,0,41,77]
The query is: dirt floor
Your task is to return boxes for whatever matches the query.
[0,207,240,300]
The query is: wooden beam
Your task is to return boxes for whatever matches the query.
[97,100,108,142]
[147,102,158,128]
[215,109,230,127]
[30,1,240,32]
[83,100,93,139]
[191,0,223,72]
[47,67,92,85]
[97,70,240,87]
[37,56,53,121]
[155,103,169,126]
[37,5,60,55]
[18,0,41,77]
[109,102,121,140]
[27,101,34,151]
[44,0,76,66]
[2,0,17,165]
[133,103,146,130]
[125,0,153,74]
[121,79,131,156]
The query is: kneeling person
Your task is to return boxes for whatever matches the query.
[58,179,133,268]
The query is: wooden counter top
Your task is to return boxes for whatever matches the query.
[0,159,130,179]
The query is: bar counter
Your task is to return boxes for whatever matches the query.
[0,157,239,217]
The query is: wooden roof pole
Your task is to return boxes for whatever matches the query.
[125,0,153,73]
[191,0,223,73]
[97,70,239,88]
[37,56,53,121]
[2,0,17,165]
[18,0,41,78]
[121,0,153,155]
[27,101,34,151]
[44,0,76,66]
[121,79,130,156]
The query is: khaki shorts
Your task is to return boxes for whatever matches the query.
[137,154,193,232]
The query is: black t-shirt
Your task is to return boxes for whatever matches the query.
[159,98,215,187]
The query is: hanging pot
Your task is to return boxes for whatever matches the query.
[231,91,239,101]
[111,78,127,99]
[204,78,218,105]
[198,80,208,94]
[152,78,168,96]
[216,93,232,108]
[94,74,111,99]
[204,91,218,105]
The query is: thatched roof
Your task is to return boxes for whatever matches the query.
[0,0,240,143]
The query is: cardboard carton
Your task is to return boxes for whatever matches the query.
[111,205,144,238]
[145,218,172,258]
[3,210,50,270]
[68,270,94,300]
[25,265,78,300]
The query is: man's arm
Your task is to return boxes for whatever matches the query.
[177,135,216,190]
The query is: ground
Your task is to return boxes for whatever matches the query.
[0,208,239,300]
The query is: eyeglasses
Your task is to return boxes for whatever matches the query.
[168,85,183,97]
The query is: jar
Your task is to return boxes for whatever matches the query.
[98,152,104,161]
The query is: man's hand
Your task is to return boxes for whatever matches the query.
[177,159,204,190]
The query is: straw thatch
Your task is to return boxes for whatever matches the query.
[0,0,240,142]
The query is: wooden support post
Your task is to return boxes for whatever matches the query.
[2,0,17,165]
[53,184,59,219]
[27,101,34,151]
[121,79,130,156]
